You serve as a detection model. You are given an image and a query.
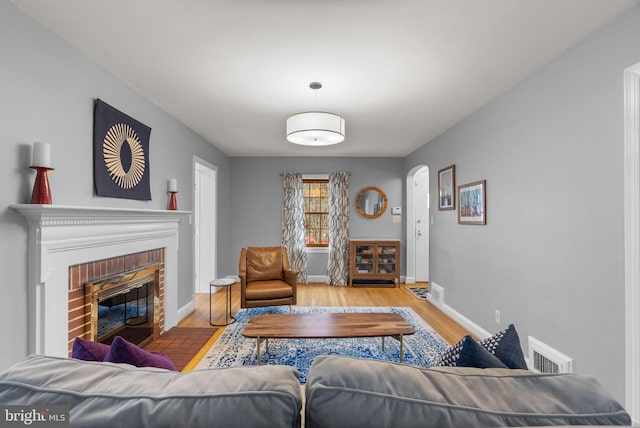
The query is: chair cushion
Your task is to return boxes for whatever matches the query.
[245,280,293,300]
[247,247,284,282]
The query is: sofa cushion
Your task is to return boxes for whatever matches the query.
[305,355,631,428]
[0,355,302,428]
[479,323,528,369]
[72,337,110,362]
[436,335,508,368]
[104,336,176,371]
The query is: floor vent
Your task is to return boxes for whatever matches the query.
[528,336,573,373]
[428,283,444,306]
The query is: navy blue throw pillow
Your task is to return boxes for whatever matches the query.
[436,335,508,368]
[479,324,528,369]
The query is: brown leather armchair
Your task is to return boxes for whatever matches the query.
[238,246,298,310]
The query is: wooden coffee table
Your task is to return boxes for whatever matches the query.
[242,312,415,364]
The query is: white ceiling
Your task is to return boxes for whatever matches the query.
[12,0,639,157]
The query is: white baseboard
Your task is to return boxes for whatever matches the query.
[405,276,416,284]
[438,302,492,340]
[427,282,492,340]
[176,300,195,324]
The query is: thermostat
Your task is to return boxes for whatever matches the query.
[391,207,402,215]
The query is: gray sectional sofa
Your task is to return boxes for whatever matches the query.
[306,355,631,427]
[0,354,632,428]
[0,355,302,427]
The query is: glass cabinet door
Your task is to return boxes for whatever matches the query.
[355,244,374,273]
[377,245,397,274]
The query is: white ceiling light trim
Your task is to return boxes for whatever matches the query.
[286,82,345,146]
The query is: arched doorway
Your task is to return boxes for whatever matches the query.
[406,165,430,284]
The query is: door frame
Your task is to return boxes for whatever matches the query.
[193,156,217,295]
[406,165,430,284]
[624,61,640,423]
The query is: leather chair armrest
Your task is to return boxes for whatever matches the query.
[238,272,248,308]
[284,270,298,305]
[238,248,247,276]
[284,270,298,286]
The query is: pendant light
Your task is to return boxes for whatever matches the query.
[286,82,345,146]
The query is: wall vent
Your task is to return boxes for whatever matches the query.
[428,282,444,306]
[528,336,574,373]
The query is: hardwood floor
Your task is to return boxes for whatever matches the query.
[178,282,470,346]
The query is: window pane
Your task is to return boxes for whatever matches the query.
[320,183,328,198]
[320,229,329,244]
[303,180,329,247]
[320,196,328,213]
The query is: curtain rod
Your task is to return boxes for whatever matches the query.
[279,172,351,176]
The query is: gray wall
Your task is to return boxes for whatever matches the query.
[0,2,231,370]
[3,0,637,406]
[228,157,404,277]
[406,5,640,402]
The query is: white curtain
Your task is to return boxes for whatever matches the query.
[326,171,350,286]
[281,172,308,283]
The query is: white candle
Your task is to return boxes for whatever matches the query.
[32,141,51,168]
[168,178,178,192]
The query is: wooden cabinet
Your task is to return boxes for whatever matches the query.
[349,240,400,287]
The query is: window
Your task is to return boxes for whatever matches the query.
[303,179,329,247]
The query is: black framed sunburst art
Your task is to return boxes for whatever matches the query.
[93,99,152,200]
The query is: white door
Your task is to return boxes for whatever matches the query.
[194,160,217,294]
[415,168,429,282]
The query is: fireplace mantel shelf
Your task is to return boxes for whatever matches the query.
[11,204,191,226]
[11,203,185,357]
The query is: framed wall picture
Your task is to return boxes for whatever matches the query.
[94,99,152,200]
[438,165,456,210]
[458,180,486,225]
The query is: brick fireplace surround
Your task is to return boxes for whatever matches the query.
[11,204,187,358]
[69,249,165,356]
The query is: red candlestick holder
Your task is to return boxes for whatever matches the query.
[168,191,178,210]
[30,166,54,205]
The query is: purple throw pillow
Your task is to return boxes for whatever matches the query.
[72,337,111,362]
[104,336,176,371]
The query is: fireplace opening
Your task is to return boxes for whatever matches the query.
[86,265,160,347]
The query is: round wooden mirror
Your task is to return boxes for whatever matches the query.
[356,186,388,219]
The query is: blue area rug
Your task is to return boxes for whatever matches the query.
[195,306,449,383]
[407,286,430,301]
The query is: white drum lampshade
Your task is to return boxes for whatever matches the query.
[286,112,345,146]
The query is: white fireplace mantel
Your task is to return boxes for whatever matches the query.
[11,204,190,357]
